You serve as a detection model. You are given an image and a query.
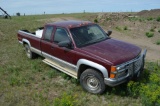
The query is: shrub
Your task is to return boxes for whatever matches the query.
[146,32,154,38]
[127,62,160,106]
[156,40,160,45]
[158,29,160,33]
[147,17,153,21]
[94,19,98,23]
[156,16,160,22]
[150,28,155,32]
[128,17,138,21]
[54,92,78,106]
[123,26,128,30]
[106,17,111,21]
[127,81,141,97]
[115,26,122,31]
[140,83,160,106]
[140,70,160,106]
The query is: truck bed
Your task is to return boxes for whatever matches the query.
[17,28,43,56]
[19,27,44,38]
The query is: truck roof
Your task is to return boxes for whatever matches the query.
[47,20,94,28]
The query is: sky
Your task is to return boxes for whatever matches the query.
[0,0,160,15]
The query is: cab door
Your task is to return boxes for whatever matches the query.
[51,27,77,70]
[41,25,55,58]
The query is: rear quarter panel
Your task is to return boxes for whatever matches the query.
[17,31,41,50]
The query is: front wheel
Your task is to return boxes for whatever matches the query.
[80,69,106,94]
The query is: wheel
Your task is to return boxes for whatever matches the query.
[80,69,106,94]
[24,44,37,59]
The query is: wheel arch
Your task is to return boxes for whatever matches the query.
[22,39,31,47]
[77,59,109,79]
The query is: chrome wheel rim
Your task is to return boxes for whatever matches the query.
[86,76,99,90]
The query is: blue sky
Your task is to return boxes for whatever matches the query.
[0,0,160,15]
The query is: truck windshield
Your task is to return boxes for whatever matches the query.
[70,24,109,47]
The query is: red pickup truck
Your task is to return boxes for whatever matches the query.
[17,20,147,94]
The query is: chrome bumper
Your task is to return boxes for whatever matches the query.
[104,49,147,87]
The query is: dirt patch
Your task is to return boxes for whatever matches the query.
[37,17,80,23]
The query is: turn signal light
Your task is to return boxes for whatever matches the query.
[110,66,116,78]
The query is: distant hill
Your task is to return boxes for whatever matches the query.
[137,9,160,18]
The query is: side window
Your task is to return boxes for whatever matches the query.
[43,26,54,41]
[54,28,69,43]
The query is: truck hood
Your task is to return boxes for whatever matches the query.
[81,39,141,65]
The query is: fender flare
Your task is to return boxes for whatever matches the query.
[22,39,31,47]
[77,59,109,78]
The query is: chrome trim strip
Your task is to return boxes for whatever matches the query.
[42,52,77,69]
[77,59,109,78]
[43,59,77,79]
[30,47,42,56]
[42,52,109,78]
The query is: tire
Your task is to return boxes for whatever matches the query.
[80,69,106,94]
[24,44,37,59]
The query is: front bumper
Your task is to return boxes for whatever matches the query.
[104,49,147,87]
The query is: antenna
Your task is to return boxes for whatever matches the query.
[0,7,11,19]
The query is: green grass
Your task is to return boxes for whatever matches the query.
[0,13,160,106]
[128,17,147,22]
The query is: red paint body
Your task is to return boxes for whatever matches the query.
[17,20,141,74]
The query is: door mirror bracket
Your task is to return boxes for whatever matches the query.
[58,40,73,49]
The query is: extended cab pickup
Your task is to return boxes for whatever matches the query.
[17,20,147,94]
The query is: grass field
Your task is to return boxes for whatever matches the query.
[0,13,160,106]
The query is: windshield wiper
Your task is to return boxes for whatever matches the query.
[81,37,107,47]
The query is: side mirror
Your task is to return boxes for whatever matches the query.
[107,30,112,36]
[58,40,73,49]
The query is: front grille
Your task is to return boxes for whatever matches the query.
[117,55,143,78]
[134,57,142,72]
[127,56,142,75]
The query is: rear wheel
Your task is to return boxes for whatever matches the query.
[80,69,106,94]
[24,44,37,59]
